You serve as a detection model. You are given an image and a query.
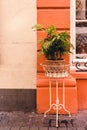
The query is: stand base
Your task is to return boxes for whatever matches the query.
[44,103,71,127]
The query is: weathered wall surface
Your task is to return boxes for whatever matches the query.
[0,0,37,89]
[0,0,37,111]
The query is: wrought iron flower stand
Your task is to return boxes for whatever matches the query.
[41,61,71,127]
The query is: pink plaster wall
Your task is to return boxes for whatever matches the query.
[0,0,37,88]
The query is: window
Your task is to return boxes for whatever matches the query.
[70,0,87,71]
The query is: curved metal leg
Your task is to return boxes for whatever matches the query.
[44,78,71,127]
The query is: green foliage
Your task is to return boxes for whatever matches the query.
[33,24,74,60]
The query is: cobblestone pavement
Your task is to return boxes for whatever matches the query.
[0,110,87,130]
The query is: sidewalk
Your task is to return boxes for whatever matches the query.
[0,110,87,130]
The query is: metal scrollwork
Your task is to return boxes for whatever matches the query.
[84,62,87,67]
[76,62,87,71]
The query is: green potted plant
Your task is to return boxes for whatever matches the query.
[33,24,74,61]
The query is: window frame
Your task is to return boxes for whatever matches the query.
[70,0,87,71]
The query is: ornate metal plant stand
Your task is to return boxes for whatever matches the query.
[41,61,71,127]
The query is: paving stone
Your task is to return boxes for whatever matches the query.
[20,126,29,130]
[57,127,67,130]
[66,128,75,130]
[30,126,39,130]
[0,127,10,130]
[67,127,77,130]
[0,111,86,130]
[59,120,68,127]
[11,127,21,130]
[49,127,58,130]
[39,127,49,130]
[84,126,87,130]
[49,119,56,127]
[43,118,50,127]
[77,127,85,130]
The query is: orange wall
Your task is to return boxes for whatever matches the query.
[71,71,87,110]
[37,0,70,72]
[37,9,70,29]
[37,0,87,111]
[37,0,78,113]
[37,0,70,7]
